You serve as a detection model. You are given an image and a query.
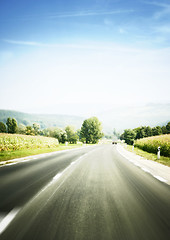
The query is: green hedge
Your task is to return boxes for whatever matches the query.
[134,134,170,157]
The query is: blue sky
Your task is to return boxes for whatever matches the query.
[0,0,170,115]
[1,0,170,49]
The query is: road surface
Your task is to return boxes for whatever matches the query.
[0,144,170,239]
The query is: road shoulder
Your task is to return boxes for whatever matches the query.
[117,144,170,185]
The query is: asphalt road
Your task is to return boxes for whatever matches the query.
[0,145,170,240]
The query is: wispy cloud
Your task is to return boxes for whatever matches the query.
[0,9,134,23]
[4,39,41,46]
[3,39,97,49]
[49,9,134,19]
[144,1,170,19]
[3,39,143,53]
[4,39,105,50]
[144,1,170,8]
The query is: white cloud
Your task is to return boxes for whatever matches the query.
[49,9,134,18]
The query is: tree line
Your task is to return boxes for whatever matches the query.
[120,122,170,145]
[0,117,103,144]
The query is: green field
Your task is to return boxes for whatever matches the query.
[134,134,170,157]
[0,133,83,162]
[126,134,170,167]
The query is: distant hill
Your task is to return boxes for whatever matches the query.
[0,110,84,129]
[97,103,170,133]
[1,103,170,134]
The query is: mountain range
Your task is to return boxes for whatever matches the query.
[0,103,170,134]
[0,110,84,130]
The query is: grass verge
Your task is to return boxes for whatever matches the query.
[0,143,84,162]
[126,144,170,167]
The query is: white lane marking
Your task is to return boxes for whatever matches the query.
[141,167,151,173]
[0,208,20,234]
[51,160,79,183]
[26,150,96,212]
[35,160,80,195]
[53,172,63,181]
[31,148,99,202]
[153,175,167,183]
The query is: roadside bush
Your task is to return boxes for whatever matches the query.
[134,134,170,157]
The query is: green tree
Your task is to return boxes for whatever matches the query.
[134,127,145,139]
[33,123,40,135]
[76,129,81,139]
[53,128,67,143]
[0,122,6,133]
[145,126,152,137]
[123,129,136,145]
[70,134,79,144]
[166,122,170,134]
[152,126,162,136]
[17,124,26,134]
[11,118,18,133]
[65,125,78,144]
[6,117,13,133]
[25,126,34,135]
[6,118,18,133]
[120,132,124,141]
[161,126,167,134]
[80,117,103,144]
[60,131,67,143]
[65,125,74,142]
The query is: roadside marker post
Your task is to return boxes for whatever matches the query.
[132,143,134,152]
[157,146,160,160]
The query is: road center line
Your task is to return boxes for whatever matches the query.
[0,208,20,235]
[32,148,99,202]
[53,172,63,181]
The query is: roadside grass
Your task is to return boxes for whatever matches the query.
[0,144,84,162]
[0,133,85,162]
[126,144,170,167]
